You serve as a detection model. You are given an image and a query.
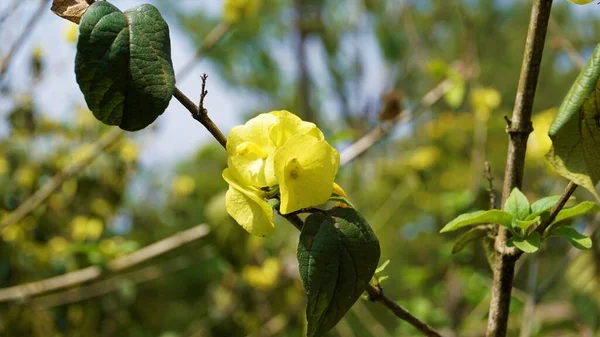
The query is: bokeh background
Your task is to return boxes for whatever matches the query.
[1,1,600,336]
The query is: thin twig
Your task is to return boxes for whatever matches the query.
[173,86,227,149]
[0,0,49,81]
[365,284,442,337]
[537,182,578,234]
[488,1,553,337]
[176,22,230,80]
[32,256,192,309]
[484,161,497,210]
[283,214,442,337]
[548,17,585,69]
[0,224,210,302]
[198,73,209,113]
[0,128,123,232]
[339,78,453,166]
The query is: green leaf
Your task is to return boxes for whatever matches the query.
[504,187,530,220]
[451,226,489,254]
[440,210,513,233]
[298,208,380,337]
[76,2,175,131]
[509,232,541,253]
[513,216,541,237]
[529,195,562,216]
[551,226,593,249]
[551,201,600,226]
[546,44,600,199]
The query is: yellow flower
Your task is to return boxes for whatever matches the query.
[224,110,339,236]
[274,134,339,214]
[223,168,274,237]
[64,23,79,43]
[568,0,593,4]
[242,257,281,291]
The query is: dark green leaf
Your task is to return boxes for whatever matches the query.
[546,44,600,199]
[76,2,175,131]
[509,232,541,253]
[451,226,489,254]
[552,226,592,249]
[298,208,380,337]
[504,187,530,220]
[440,209,512,233]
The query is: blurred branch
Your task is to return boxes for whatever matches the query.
[0,128,123,232]
[32,256,192,309]
[340,78,453,166]
[176,22,230,80]
[0,0,23,26]
[0,224,210,302]
[0,0,49,82]
[548,16,585,69]
[488,1,553,337]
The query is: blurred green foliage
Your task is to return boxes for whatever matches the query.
[1,1,600,336]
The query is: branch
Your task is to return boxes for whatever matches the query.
[0,128,123,231]
[31,256,192,309]
[0,0,49,81]
[488,1,553,337]
[283,214,442,337]
[173,86,227,149]
[175,22,230,80]
[0,224,210,302]
[339,78,453,166]
[365,284,442,337]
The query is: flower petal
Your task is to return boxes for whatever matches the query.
[268,110,323,147]
[275,134,340,214]
[223,169,274,236]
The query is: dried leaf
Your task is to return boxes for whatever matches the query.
[51,0,93,24]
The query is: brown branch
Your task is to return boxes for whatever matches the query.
[32,256,192,309]
[484,161,497,210]
[176,22,230,80]
[339,78,453,166]
[488,1,553,337]
[0,224,210,302]
[0,128,123,231]
[283,214,441,337]
[0,0,49,81]
[173,86,227,149]
[365,284,442,337]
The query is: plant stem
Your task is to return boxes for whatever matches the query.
[488,1,553,337]
[173,86,227,149]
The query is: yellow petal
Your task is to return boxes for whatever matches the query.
[227,113,278,186]
[275,134,340,214]
[223,169,274,236]
[268,110,323,147]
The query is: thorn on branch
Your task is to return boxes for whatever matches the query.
[199,73,209,115]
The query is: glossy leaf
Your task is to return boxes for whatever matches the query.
[529,195,562,216]
[513,216,540,237]
[440,209,512,233]
[551,226,592,249]
[551,201,600,226]
[546,44,600,199]
[76,1,175,131]
[504,187,530,220]
[509,232,541,253]
[298,208,380,337]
